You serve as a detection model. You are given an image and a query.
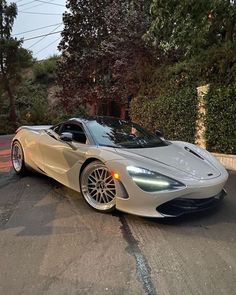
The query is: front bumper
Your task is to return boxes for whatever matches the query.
[157,189,226,217]
[114,176,228,217]
[106,159,228,218]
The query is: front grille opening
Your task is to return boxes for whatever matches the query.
[157,194,224,217]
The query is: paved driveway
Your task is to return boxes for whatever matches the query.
[0,135,236,295]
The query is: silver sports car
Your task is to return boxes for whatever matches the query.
[11,116,228,217]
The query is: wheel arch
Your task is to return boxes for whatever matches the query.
[11,130,26,150]
[12,138,21,148]
[11,138,23,154]
[79,157,103,179]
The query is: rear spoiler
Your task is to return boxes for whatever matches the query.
[16,125,52,133]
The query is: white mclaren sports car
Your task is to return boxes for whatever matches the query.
[11,116,228,217]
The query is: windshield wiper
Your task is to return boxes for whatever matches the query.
[98,144,121,148]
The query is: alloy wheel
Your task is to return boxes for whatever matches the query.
[81,162,116,211]
[12,142,23,172]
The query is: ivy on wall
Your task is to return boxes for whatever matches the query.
[130,87,198,143]
[205,84,236,154]
[130,83,236,154]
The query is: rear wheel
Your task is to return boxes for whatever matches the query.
[80,160,116,212]
[11,141,27,175]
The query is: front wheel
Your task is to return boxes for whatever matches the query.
[80,161,116,212]
[11,141,27,175]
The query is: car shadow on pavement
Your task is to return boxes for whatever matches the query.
[0,170,80,237]
[1,167,236,240]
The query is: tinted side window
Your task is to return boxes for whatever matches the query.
[61,123,87,144]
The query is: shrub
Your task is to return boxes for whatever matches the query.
[33,55,58,84]
[205,84,236,154]
[130,87,198,143]
[16,81,52,125]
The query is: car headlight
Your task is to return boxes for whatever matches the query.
[126,166,185,192]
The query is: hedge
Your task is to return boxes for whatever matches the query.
[33,55,58,85]
[130,84,236,154]
[205,84,236,154]
[130,87,198,143]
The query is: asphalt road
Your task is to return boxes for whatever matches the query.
[0,135,236,295]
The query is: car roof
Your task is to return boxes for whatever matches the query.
[68,116,129,124]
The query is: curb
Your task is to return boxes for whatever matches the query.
[212,153,236,171]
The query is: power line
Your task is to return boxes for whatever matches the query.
[18,11,62,15]
[18,1,36,7]
[19,0,64,8]
[27,23,62,48]
[20,2,48,11]
[23,30,62,41]
[35,36,61,55]
[19,0,55,11]
[13,23,62,36]
[34,0,64,7]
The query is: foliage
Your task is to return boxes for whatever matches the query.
[167,43,236,86]
[58,0,154,113]
[33,55,58,84]
[147,0,236,55]
[130,87,198,143]
[16,79,89,125]
[205,84,236,154]
[16,81,51,125]
[0,114,15,134]
[18,48,35,68]
[0,75,89,135]
[50,107,89,124]
[0,0,34,127]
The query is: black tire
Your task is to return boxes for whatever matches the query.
[11,140,28,175]
[80,160,116,213]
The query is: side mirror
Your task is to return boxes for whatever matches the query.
[60,132,73,142]
[155,130,164,138]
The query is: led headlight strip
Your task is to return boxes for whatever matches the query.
[127,166,185,192]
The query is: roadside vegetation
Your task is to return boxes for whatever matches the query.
[0,0,235,154]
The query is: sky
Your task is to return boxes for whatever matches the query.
[10,0,67,60]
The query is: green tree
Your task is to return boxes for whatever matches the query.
[146,0,236,55]
[0,0,33,127]
[58,0,154,114]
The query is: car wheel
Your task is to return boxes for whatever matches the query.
[80,160,116,212]
[11,141,27,175]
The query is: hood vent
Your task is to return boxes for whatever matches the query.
[184,146,204,160]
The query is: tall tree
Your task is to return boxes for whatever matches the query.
[58,0,154,114]
[0,0,30,127]
[146,0,236,55]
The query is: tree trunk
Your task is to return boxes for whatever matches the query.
[5,80,17,129]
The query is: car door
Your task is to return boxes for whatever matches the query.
[39,122,89,190]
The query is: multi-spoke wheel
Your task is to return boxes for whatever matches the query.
[80,160,116,212]
[11,141,27,175]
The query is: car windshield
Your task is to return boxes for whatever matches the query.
[87,118,168,149]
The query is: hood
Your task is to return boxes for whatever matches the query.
[16,125,52,133]
[115,143,221,180]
